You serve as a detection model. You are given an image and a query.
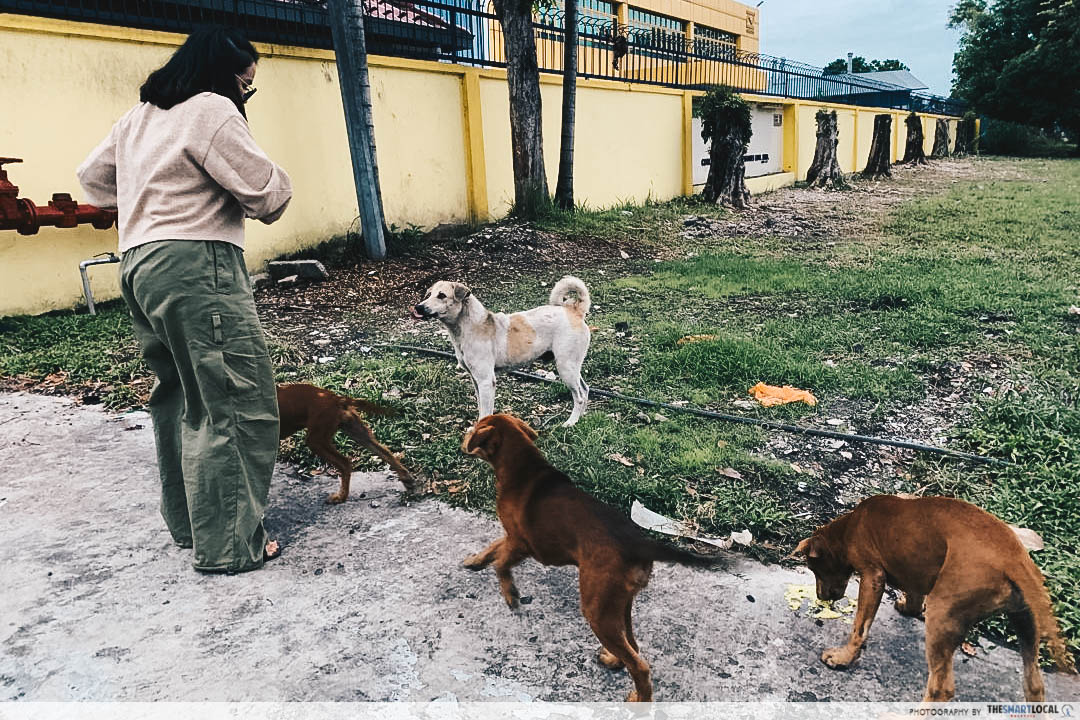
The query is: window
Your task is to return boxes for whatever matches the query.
[626,7,686,58]
[693,24,737,59]
[627,7,683,32]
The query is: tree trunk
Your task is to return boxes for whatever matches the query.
[702,130,750,208]
[554,0,577,211]
[861,113,893,179]
[902,111,928,165]
[805,109,846,189]
[954,113,977,156]
[493,0,549,217]
[931,118,950,157]
[327,0,386,259]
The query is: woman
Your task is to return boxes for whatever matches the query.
[78,27,291,574]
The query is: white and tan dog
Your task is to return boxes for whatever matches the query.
[413,277,592,426]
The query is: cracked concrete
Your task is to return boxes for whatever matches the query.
[1,392,1077,703]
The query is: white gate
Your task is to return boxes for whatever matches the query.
[692,103,784,185]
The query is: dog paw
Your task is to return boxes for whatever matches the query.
[501,585,521,610]
[821,647,855,669]
[626,690,651,702]
[326,493,346,505]
[597,649,624,669]
[462,554,488,570]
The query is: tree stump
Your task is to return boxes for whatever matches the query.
[700,87,751,208]
[703,132,750,208]
[902,111,928,165]
[805,109,847,189]
[861,113,893,179]
[954,112,977,156]
[931,118,950,157]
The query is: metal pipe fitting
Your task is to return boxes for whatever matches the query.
[79,253,120,315]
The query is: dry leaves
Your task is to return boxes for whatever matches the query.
[676,334,720,345]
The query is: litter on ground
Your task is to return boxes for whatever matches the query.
[749,382,818,407]
[785,584,857,623]
[630,500,752,550]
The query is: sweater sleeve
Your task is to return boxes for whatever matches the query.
[202,116,292,224]
[76,123,119,210]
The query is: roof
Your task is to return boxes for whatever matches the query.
[857,70,929,91]
[362,0,459,29]
[823,69,929,95]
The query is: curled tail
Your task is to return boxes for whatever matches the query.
[549,276,592,315]
[1009,564,1077,673]
[645,540,729,569]
[342,397,399,419]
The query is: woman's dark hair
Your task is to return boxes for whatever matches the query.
[140,26,258,117]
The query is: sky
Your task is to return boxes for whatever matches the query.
[757,0,962,97]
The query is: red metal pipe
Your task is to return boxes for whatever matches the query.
[0,157,117,235]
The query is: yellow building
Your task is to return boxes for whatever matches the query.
[490,0,759,85]
[0,4,964,317]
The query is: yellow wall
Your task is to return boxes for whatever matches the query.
[775,96,961,181]
[0,14,962,316]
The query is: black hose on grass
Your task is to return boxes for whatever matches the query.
[378,343,1011,467]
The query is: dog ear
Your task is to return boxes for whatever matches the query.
[463,424,498,457]
[793,537,818,558]
[514,418,539,441]
[454,283,472,301]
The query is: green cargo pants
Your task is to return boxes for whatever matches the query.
[120,240,279,573]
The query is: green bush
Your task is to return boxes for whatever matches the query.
[978,118,1075,158]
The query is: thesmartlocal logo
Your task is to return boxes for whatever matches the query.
[986,704,1073,718]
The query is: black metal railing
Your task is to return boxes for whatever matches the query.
[1,0,966,115]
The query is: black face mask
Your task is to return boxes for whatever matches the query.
[237,75,256,103]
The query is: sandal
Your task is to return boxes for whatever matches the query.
[263,539,282,562]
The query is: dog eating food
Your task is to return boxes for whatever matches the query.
[795,494,1075,702]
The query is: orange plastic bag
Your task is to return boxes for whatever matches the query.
[749,382,817,407]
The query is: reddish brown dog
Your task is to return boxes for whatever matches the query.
[277,383,417,503]
[461,413,723,702]
[796,495,1075,702]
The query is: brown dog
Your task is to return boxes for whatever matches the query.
[461,413,723,702]
[795,495,1075,702]
[277,383,416,503]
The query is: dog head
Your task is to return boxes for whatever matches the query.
[413,281,472,323]
[793,534,852,602]
[461,414,539,463]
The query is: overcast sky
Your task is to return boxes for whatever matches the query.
[757,0,962,97]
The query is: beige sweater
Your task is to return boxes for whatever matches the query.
[77,92,292,253]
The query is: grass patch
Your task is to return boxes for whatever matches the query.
[3,158,1078,657]
[0,302,145,409]
[532,195,729,244]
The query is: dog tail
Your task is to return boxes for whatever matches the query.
[644,540,729,569]
[342,397,399,418]
[548,276,592,315]
[1008,562,1077,673]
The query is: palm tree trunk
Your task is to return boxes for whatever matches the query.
[554,0,578,210]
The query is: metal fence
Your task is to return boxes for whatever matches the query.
[1,0,966,115]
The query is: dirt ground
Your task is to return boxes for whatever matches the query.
[3,392,1078,703]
